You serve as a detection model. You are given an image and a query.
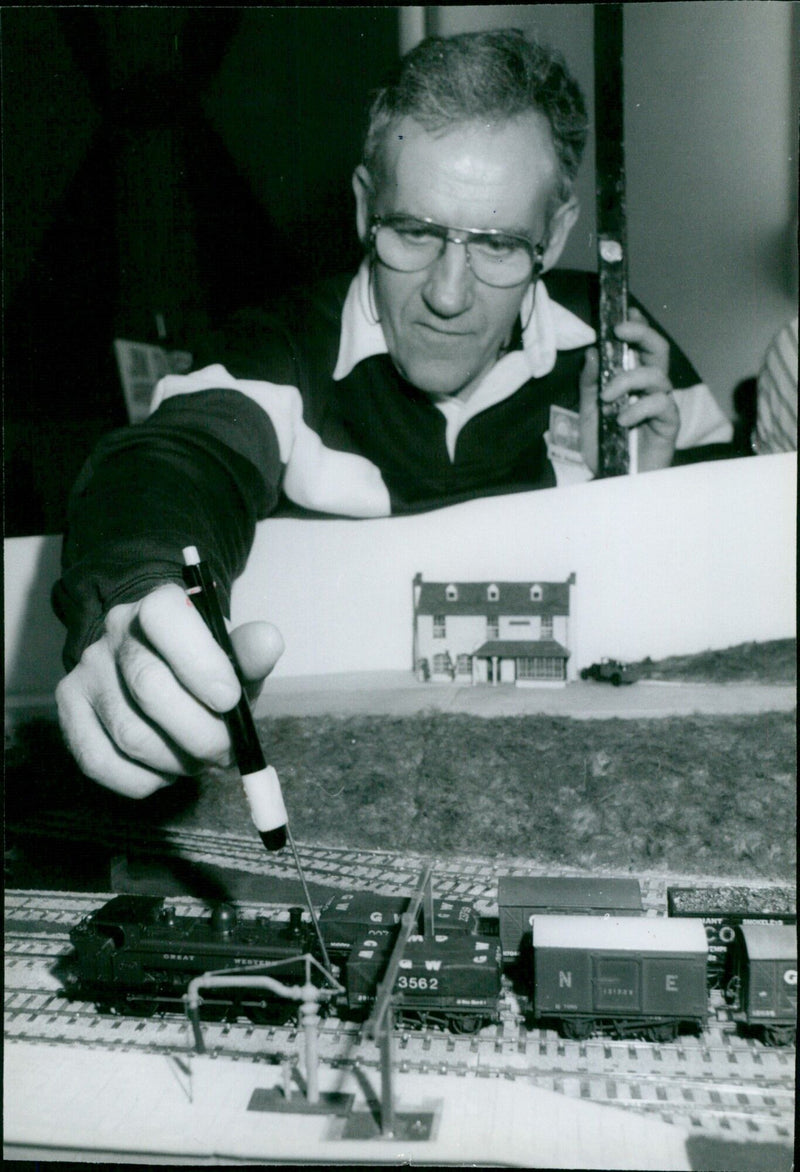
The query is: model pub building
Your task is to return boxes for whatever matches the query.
[413,572,577,686]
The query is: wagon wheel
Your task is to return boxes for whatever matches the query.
[611,673,621,687]
[452,1015,482,1035]
[562,1017,593,1040]
[645,1022,677,1043]
[762,1024,795,1047]
[580,668,589,680]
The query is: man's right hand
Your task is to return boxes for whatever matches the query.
[55,582,284,798]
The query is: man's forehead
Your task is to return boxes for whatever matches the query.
[375,113,559,224]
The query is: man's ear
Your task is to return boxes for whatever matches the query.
[539,195,580,273]
[352,165,373,245]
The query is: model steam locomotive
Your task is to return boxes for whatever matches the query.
[67,878,796,1046]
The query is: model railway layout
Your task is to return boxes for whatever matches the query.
[5,881,795,1153]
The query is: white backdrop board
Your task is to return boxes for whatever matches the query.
[230,453,796,679]
[4,453,796,699]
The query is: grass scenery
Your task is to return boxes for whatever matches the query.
[6,642,795,884]
[630,639,795,684]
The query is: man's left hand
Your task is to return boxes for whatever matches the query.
[579,307,680,474]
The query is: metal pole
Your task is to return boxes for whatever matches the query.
[379,1014,396,1137]
[300,999,320,1105]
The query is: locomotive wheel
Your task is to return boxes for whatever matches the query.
[562,1017,593,1040]
[198,999,230,1022]
[244,1001,295,1027]
[110,998,158,1017]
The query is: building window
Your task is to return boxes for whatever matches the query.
[456,653,471,675]
[530,584,543,601]
[433,615,446,639]
[509,619,530,627]
[486,615,499,639]
[433,653,452,674]
[445,584,458,601]
[540,614,553,639]
[487,584,499,601]
[517,656,564,680]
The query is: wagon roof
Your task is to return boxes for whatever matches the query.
[531,915,708,954]
[499,876,642,911]
[738,922,798,960]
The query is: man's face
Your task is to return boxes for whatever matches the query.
[356,114,570,402]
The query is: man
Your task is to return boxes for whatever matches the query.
[53,29,728,800]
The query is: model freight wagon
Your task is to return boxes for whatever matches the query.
[319,891,479,964]
[342,931,502,1033]
[726,923,797,1046]
[667,885,796,988]
[498,876,643,959]
[529,915,708,1041]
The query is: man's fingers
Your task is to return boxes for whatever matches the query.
[614,310,670,373]
[114,636,232,766]
[601,365,672,403]
[617,388,679,431]
[56,674,175,799]
[136,583,241,712]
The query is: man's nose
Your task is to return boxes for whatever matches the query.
[421,240,474,317]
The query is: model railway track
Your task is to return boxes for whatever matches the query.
[6,903,795,1148]
[17,820,792,915]
[6,987,794,1079]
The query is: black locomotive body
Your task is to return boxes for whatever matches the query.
[69,894,315,1018]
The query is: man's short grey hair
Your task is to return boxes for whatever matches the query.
[362,29,589,214]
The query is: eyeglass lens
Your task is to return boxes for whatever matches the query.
[373,220,533,288]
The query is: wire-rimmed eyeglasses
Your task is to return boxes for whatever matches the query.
[370,214,543,289]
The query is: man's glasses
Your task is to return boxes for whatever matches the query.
[370,214,541,289]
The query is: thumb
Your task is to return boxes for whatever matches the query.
[580,347,599,402]
[229,621,285,702]
[579,347,600,474]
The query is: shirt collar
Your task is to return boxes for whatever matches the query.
[333,257,596,385]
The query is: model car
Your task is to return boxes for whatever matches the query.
[580,658,636,686]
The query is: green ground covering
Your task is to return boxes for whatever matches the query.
[6,642,795,883]
[631,639,796,683]
[187,709,796,880]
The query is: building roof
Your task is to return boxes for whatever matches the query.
[472,640,570,659]
[416,580,571,616]
[532,915,709,955]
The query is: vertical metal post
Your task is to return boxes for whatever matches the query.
[300,1000,320,1105]
[423,870,435,940]
[379,1013,396,1137]
[594,2,631,478]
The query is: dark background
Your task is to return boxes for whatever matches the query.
[3,8,399,536]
